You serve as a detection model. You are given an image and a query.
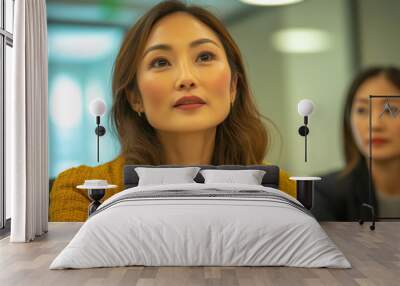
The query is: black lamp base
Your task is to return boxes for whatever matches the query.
[296,180,314,210]
[289,177,321,210]
[87,188,105,216]
[358,203,376,231]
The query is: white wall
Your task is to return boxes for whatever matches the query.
[228,0,353,176]
[358,0,400,67]
[226,9,286,165]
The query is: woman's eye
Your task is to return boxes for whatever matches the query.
[355,107,368,114]
[197,51,215,63]
[149,52,215,69]
[149,58,170,69]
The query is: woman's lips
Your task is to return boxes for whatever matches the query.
[174,103,205,110]
[371,138,389,145]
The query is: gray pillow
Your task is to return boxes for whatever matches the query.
[200,169,266,185]
[135,167,201,186]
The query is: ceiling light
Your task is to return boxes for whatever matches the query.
[48,27,123,62]
[240,0,304,6]
[272,28,330,53]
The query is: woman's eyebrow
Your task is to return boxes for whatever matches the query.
[143,38,220,57]
[355,98,370,104]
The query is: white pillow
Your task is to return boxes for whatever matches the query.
[200,169,266,185]
[135,167,201,186]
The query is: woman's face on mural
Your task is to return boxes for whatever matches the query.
[136,12,237,132]
[351,74,400,160]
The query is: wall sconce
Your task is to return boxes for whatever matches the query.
[89,98,106,163]
[297,99,314,162]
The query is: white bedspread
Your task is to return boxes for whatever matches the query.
[50,183,351,269]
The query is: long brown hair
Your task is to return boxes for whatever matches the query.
[110,0,272,165]
[341,66,400,177]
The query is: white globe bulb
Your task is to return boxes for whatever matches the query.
[297,99,314,116]
[89,98,106,116]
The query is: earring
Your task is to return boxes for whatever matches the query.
[137,111,142,117]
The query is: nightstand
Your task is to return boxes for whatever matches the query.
[77,180,117,216]
[289,176,321,210]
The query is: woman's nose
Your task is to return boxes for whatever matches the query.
[175,61,197,90]
[371,107,385,130]
[177,79,196,90]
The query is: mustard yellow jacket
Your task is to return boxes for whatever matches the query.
[49,156,296,221]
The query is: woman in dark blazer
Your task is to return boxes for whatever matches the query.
[312,159,377,221]
[312,66,400,221]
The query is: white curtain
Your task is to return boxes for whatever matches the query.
[7,0,48,242]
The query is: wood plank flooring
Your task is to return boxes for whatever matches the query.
[0,222,399,286]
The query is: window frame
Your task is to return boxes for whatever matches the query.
[0,0,14,234]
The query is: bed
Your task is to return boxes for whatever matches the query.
[49,165,351,269]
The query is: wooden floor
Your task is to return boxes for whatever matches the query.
[0,222,399,286]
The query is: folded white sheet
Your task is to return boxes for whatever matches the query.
[50,183,351,269]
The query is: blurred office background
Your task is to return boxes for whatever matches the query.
[46,0,400,179]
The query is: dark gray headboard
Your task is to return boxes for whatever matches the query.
[123,165,280,189]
